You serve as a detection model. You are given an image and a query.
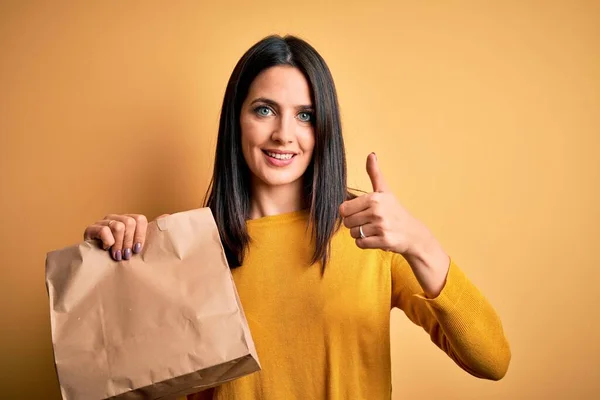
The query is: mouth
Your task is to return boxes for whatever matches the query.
[262,150,297,160]
[262,149,297,166]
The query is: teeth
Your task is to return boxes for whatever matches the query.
[266,152,294,160]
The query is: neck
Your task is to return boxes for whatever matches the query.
[249,178,306,220]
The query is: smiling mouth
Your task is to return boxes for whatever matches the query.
[262,150,296,160]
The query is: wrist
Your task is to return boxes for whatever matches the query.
[403,233,450,298]
[405,228,440,259]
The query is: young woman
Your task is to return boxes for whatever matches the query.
[84,35,510,399]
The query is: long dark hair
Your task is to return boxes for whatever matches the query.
[204,34,354,269]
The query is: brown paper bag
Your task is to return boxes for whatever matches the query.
[45,208,260,400]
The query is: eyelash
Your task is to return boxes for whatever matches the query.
[254,106,274,117]
[253,106,314,123]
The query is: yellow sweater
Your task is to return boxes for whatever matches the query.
[190,210,510,399]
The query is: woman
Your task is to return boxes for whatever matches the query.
[84,35,511,399]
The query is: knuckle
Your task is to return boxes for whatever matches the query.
[123,217,136,229]
[134,214,148,225]
[369,194,380,206]
[97,227,115,249]
[373,209,383,220]
[112,221,125,233]
[99,226,112,239]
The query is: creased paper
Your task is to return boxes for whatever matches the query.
[45,208,260,400]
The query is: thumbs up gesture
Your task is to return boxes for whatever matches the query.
[339,153,432,256]
[340,153,451,297]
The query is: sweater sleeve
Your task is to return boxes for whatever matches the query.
[390,253,511,380]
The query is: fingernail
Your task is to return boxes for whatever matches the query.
[114,250,122,261]
[133,242,142,254]
[124,248,132,260]
[372,152,377,160]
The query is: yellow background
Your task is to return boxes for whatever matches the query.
[1,1,599,398]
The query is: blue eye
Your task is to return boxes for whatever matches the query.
[297,111,313,123]
[255,106,273,117]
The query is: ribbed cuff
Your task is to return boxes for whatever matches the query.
[412,259,468,313]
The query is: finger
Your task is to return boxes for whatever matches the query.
[126,214,148,254]
[340,191,386,218]
[355,236,385,250]
[349,223,378,239]
[102,217,126,261]
[339,195,371,218]
[105,214,139,260]
[343,209,374,229]
[83,224,115,250]
[366,152,389,193]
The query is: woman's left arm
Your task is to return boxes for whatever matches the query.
[340,153,511,380]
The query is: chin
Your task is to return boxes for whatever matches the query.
[259,172,303,187]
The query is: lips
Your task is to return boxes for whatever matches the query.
[262,149,297,166]
[264,151,295,160]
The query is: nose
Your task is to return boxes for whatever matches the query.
[270,113,295,144]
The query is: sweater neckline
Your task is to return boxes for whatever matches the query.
[246,209,309,227]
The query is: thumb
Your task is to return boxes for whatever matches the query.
[366,152,389,192]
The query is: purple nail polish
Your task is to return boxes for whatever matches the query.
[124,248,132,260]
[133,242,142,254]
[114,250,122,261]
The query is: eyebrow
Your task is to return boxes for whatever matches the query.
[249,97,313,110]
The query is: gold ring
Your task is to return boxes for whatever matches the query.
[107,220,115,229]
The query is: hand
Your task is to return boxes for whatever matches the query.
[83,213,168,261]
[339,153,431,256]
[340,153,450,297]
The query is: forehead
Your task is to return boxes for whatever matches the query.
[247,66,312,105]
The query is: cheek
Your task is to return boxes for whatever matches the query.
[240,118,252,145]
[240,119,261,159]
[299,130,316,157]
[240,117,269,148]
